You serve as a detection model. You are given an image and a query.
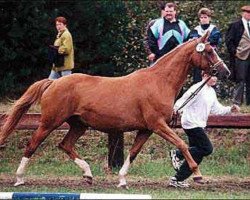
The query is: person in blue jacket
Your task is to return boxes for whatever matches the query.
[144,2,166,66]
[188,8,222,83]
[147,2,190,63]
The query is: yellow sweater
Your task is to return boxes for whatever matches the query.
[52,28,74,72]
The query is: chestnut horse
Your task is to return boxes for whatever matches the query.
[0,32,229,187]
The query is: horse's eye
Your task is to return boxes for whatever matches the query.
[207,51,213,55]
[211,68,217,75]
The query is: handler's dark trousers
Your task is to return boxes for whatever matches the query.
[174,127,213,181]
[193,68,202,84]
[233,57,250,105]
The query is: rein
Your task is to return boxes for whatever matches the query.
[169,76,212,128]
[169,40,224,128]
[176,76,211,112]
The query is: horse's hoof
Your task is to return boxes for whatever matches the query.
[14,181,25,187]
[193,176,203,183]
[117,184,129,190]
[193,176,209,185]
[83,175,93,185]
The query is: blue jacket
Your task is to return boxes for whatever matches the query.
[188,24,221,47]
[147,18,190,60]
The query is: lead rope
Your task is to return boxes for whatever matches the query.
[169,75,212,128]
[169,40,215,128]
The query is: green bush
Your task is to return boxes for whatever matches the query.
[0,0,249,98]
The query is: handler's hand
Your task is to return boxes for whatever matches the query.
[231,104,240,113]
[172,110,179,118]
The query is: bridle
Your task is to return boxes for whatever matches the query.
[169,75,211,128]
[169,41,224,128]
[196,41,224,76]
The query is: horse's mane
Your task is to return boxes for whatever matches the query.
[122,39,197,77]
[151,38,197,68]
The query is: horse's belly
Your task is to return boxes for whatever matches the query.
[80,111,145,131]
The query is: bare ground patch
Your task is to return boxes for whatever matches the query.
[0,175,249,192]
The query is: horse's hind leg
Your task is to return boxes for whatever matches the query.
[118,130,152,188]
[14,125,54,186]
[58,116,93,184]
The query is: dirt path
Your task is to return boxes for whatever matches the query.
[1,175,249,192]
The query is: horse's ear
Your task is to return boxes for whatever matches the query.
[200,31,210,43]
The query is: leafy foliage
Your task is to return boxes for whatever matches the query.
[0,0,249,98]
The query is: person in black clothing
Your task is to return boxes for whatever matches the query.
[144,3,166,66]
[147,2,190,62]
[169,72,240,188]
[225,5,250,105]
[188,8,222,83]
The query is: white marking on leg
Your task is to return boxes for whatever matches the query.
[118,154,130,188]
[74,158,93,178]
[14,157,29,186]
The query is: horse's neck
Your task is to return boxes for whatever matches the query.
[152,43,194,92]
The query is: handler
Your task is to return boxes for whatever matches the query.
[169,71,240,188]
[48,16,74,80]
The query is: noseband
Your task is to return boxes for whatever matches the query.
[195,41,224,76]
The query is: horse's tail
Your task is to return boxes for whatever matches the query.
[0,79,53,145]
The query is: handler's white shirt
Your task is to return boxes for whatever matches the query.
[174,80,231,129]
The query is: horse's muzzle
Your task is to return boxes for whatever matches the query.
[218,63,231,79]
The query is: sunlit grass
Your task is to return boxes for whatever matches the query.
[0,184,249,199]
[0,125,249,199]
[1,129,249,178]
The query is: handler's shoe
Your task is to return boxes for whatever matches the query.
[169,177,189,188]
[169,150,183,171]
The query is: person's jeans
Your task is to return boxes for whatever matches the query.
[233,58,250,105]
[174,127,213,181]
[48,70,72,80]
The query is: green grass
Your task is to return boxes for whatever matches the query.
[0,186,249,199]
[0,184,249,199]
[0,129,249,199]
[1,130,248,177]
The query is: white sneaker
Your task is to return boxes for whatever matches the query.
[169,177,190,188]
[169,150,183,171]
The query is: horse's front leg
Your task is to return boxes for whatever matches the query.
[153,119,201,178]
[117,130,152,188]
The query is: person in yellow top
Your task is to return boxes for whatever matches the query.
[48,16,74,80]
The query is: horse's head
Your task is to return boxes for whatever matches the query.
[190,31,230,78]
